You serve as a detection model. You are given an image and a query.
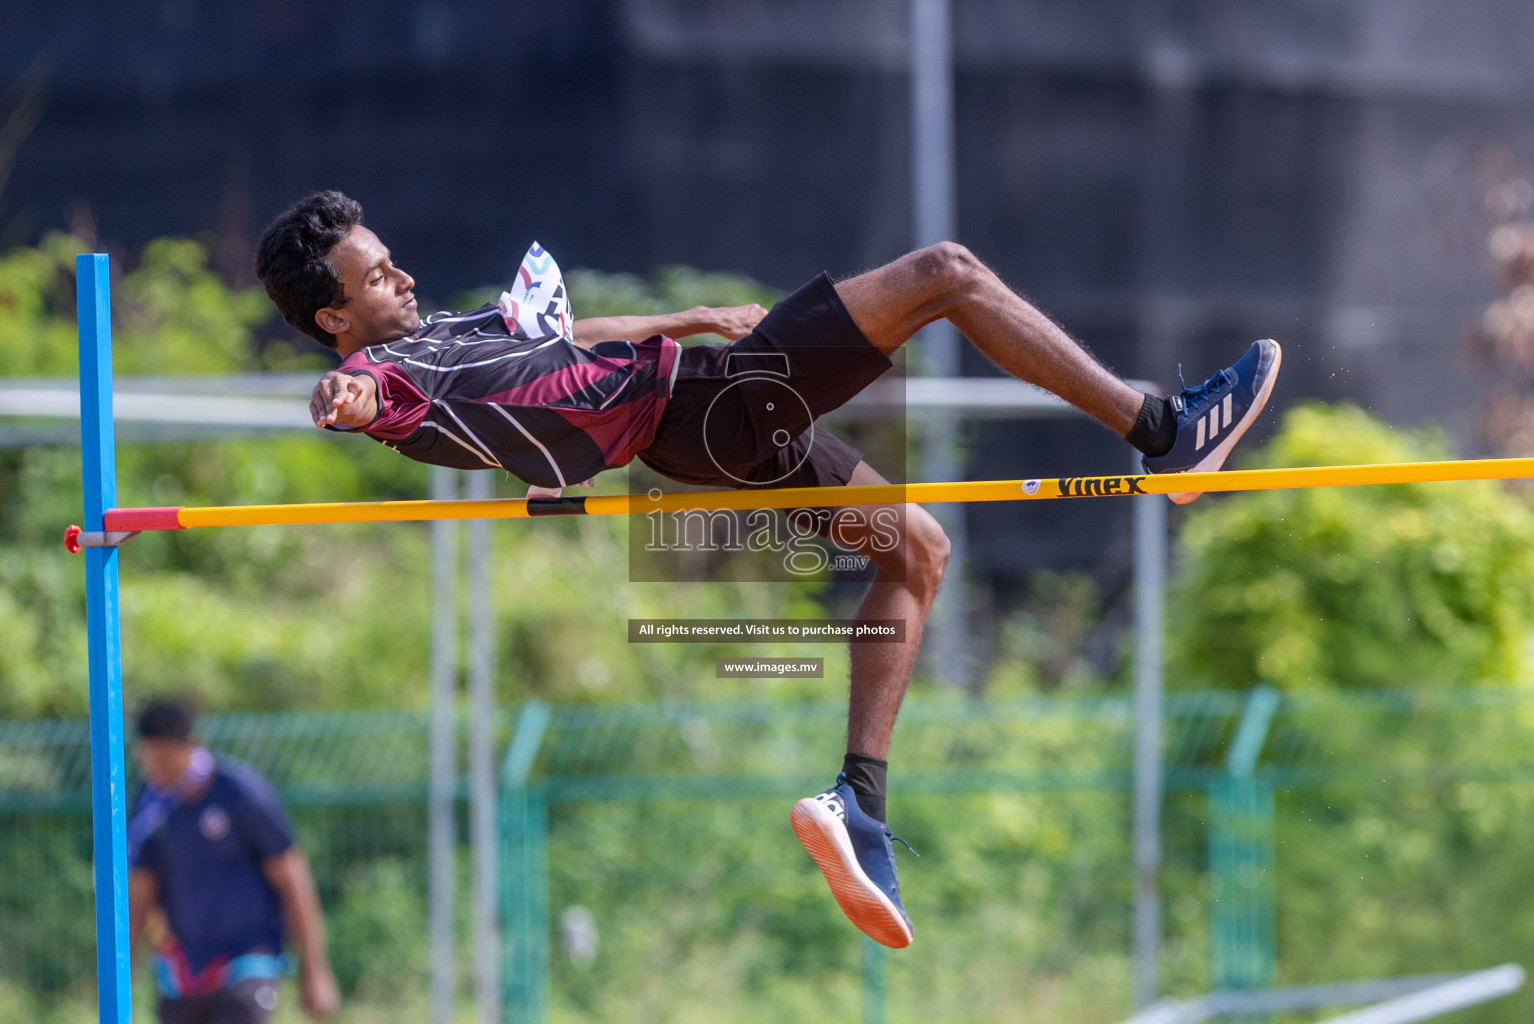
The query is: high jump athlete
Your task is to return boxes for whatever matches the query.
[255,191,1280,949]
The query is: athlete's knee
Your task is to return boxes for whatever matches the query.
[904,506,952,593]
[911,241,984,293]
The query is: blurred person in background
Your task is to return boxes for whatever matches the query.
[127,697,339,1023]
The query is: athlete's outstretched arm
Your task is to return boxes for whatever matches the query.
[310,370,378,429]
[572,304,766,346]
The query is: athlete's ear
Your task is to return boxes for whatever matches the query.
[314,306,349,337]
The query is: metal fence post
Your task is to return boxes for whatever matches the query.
[429,466,460,1024]
[911,0,970,690]
[77,253,133,1024]
[526,792,549,1021]
[501,791,531,1020]
[501,788,549,1024]
[501,702,551,1024]
[1208,776,1276,990]
[862,938,888,1024]
[1209,685,1280,991]
[1132,449,1166,1007]
[467,471,500,1024]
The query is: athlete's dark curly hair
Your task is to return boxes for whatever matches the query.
[135,697,195,742]
[254,190,364,349]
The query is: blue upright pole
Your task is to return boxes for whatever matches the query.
[78,253,133,1024]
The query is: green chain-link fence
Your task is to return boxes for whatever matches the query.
[9,689,1534,1023]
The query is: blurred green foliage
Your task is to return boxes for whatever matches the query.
[1171,403,1534,690]
[327,859,428,1001]
[544,791,1140,1023]
[0,233,326,375]
[984,570,1110,694]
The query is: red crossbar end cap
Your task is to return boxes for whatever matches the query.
[63,525,82,554]
[103,506,185,532]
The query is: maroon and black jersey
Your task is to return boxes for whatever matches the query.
[335,304,680,488]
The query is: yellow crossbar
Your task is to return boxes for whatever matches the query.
[79,457,1534,539]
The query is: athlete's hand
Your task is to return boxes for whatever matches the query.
[299,963,340,1019]
[310,371,377,429]
[704,303,768,341]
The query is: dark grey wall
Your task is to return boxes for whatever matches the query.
[5,0,1533,590]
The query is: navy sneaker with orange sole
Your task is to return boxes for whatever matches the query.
[791,774,917,948]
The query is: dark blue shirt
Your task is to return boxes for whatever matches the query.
[131,759,295,975]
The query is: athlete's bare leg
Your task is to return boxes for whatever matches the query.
[834,242,1145,435]
[791,259,1134,945]
[792,457,942,948]
[799,247,1282,949]
[831,460,950,761]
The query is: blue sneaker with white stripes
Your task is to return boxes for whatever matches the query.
[791,774,917,948]
[1142,339,1282,504]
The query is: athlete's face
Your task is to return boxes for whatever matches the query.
[317,225,420,347]
[136,737,193,789]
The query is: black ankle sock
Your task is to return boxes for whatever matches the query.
[1125,394,1177,457]
[842,753,888,823]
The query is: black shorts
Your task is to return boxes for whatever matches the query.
[158,978,278,1024]
[639,272,892,490]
